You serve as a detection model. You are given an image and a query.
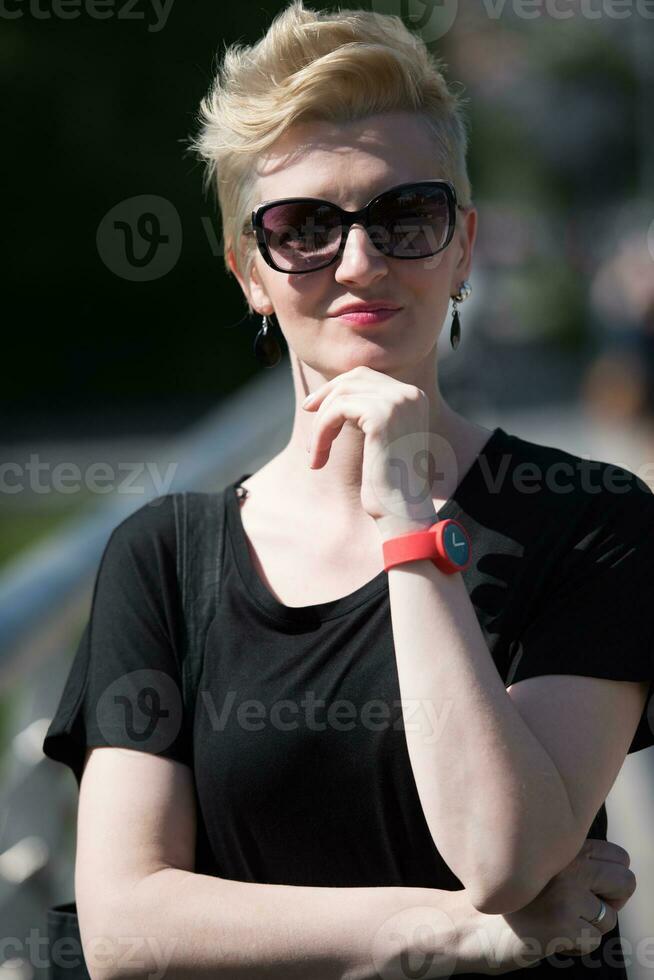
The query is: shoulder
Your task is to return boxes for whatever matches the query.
[105,492,178,558]
[112,490,224,540]
[497,429,652,511]
[495,432,654,569]
[102,490,224,572]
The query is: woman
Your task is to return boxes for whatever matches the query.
[43,1,653,977]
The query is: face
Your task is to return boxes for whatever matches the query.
[229,111,477,377]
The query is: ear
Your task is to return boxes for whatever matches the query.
[227,245,274,316]
[452,206,477,286]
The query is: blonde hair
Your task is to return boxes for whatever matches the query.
[185,0,472,311]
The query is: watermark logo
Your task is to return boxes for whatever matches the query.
[370,904,460,979]
[362,431,654,526]
[96,194,182,281]
[95,669,183,753]
[367,429,460,522]
[370,0,459,44]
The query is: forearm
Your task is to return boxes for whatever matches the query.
[385,555,582,909]
[86,871,494,980]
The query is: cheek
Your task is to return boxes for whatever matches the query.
[265,274,333,346]
[417,244,453,280]
[396,252,452,305]
[276,268,329,316]
[395,259,454,339]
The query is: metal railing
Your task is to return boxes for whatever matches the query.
[0,364,292,978]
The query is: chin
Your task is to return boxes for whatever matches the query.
[332,346,413,378]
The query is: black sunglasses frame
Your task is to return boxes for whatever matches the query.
[247,179,466,275]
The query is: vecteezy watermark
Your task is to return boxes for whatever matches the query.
[85,674,654,750]
[5,927,180,980]
[6,919,654,978]
[370,904,461,979]
[369,0,653,41]
[480,0,654,19]
[0,0,175,32]
[370,907,654,977]
[98,196,452,282]
[95,669,185,754]
[361,430,654,523]
[199,689,455,745]
[370,0,459,44]
[97,195,182,281]
[86,675,455,749]
[98,199,227,281]
[0,456,178,496]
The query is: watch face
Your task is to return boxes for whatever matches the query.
[442,521,470,567]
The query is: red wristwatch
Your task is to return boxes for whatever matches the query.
[382,519,472,575]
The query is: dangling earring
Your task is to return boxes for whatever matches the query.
[253,313,282,368]
[450,280,472,350]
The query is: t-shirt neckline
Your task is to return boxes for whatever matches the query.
[225,425,509,626]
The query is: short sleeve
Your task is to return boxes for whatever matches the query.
[42,494,192,787]
[506,470,654,755]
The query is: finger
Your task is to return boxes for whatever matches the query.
[583,838,631,867]
[582,893,618,933]
[588,863,637,906]
[302,367,386,411]
[568,912,616,957]
[564,903,616,957]
[308,395,380,468]
[303,381,337,411]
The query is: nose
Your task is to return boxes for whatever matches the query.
[333,223,388,288]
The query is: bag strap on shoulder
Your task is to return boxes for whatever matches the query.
[172,489,227,732]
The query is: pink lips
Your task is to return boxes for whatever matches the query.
[335,308,402,325]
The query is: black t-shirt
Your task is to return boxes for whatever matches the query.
[43,424,654,977]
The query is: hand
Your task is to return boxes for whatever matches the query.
[472,837,636,974]
[302,365,438,532]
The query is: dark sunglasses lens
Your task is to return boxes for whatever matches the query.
[369,184,452,258]
[261,202,341,271]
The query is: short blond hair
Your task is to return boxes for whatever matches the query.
[185,0,472,308]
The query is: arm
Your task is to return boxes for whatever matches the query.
[378,517,583,914]
[380,520,649,916]
[92,835,637,980]
[75,746,490,980]
[94,869,488,980]
[301,365,652,917]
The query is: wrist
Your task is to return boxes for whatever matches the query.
[454,903,504,976]
[375,511,438,541]
[395,888,513,977]
[438,890,503,976]
[344,887,504,980]
[455,898,535,976]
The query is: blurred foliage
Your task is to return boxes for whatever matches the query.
[0,505,89,571]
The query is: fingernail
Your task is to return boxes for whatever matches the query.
[302,393,315,408]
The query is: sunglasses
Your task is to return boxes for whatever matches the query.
[246,179,466,275]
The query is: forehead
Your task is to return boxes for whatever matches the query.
[253,111,444,206]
